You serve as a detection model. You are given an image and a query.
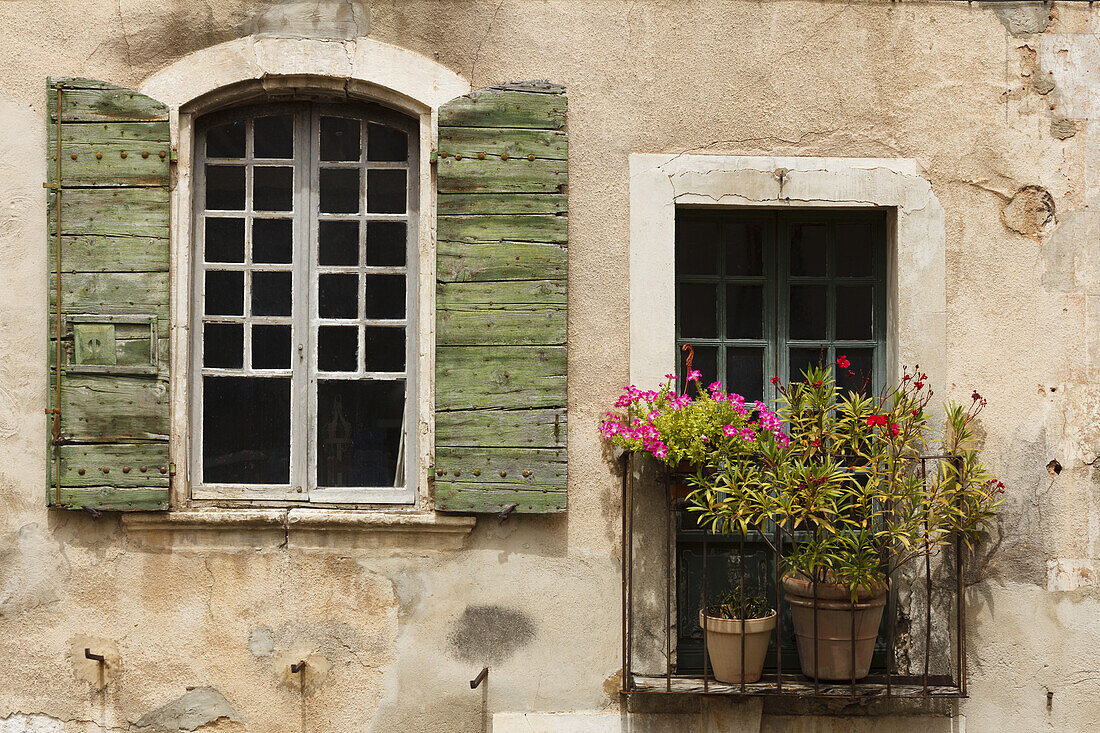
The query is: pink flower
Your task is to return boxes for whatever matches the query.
[889,423,900,436]
[708,381,723,392]
[686,370,702,382]
[722,425,737,436]
[837,355,850,369]
[665,373,676,381]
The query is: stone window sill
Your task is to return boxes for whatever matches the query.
[121,509,476,552]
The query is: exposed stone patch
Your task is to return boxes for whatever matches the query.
[1001,185,1056,239]
[1050,117,1076,140]
[0,523,69,617]
[132,687,245,732]
[994,3,1053,36]
[1019,45,1056,95]
[0,714,65,732]
[447,605,535,665]
[249,0,370,39]
[247,626,274,657]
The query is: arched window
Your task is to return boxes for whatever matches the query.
[192,101,418,503]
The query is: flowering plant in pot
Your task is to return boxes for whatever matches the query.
[598,367,788,499]
[699,585,776,684]
[687,358,1003,681]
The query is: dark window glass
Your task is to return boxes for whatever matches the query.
[203,323,243,368]
[678,284,718,338]
[365,275,406,319]
[253,115,293,159]
[681,344,717,389]
[836,285,873,340]
[317,379,404,486]
[726,221,764,276]
[367,123,408,161]
[364,327,405,372]
[319,221,359,266]
[726,347,763,402]
[203,376,290,484]
[790,347,826,383]
[252,271,292,316]
[206,121,245,158]
[205,270,244,315]
[252,324,291,369]
[206,165,245,210]
[789,223,827,277]
[254,166,293,212]
[726,285,762,339]
[320,168,360,214]
[836,348,874,396]
[835,223,874,277]
[253,219,293,264]
[205,218,245,263]
[319,274,359,319]
[789,285,826,340]
[320,117,361,162]
[365,221,406,266]
[676,217,720,275]
[367,170,406,213]
[318,326,358,371]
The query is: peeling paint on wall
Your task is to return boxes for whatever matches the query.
[0,524,69,617]
[132,687,245,731]
[1001,185,1056,239]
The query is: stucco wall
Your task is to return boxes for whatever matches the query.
[0,1,1098,731]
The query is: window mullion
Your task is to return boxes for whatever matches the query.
[293,106,314,498]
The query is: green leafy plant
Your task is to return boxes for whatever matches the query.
[704,585,773,620]
[687,358,1004,600]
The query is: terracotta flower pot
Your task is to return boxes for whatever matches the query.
[781,574,888,681]
[667,460,699,501]
[698,610,777,684]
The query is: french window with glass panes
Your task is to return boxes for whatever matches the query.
[192,102,418,503]
[675,209,887,401]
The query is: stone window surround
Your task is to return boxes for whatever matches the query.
[121,36,476,547]
[629,153,947,392]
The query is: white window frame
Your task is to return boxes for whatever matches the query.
[191,101,418,504]
[140,37,471,510]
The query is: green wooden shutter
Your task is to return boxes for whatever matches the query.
[434,81,568,514]
[47,78,171,511]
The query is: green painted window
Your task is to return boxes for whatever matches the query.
[675,209,887,399]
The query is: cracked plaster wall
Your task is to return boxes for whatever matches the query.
[0,1,1099,731]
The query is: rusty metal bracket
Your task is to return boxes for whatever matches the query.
[290,661,306,674]
[470,667,488,689]
[84,649,105,663]
[498,503,518,523]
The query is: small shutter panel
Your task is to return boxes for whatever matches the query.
[434,81,568,514]
[47,78,171,511]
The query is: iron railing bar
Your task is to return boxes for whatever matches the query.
[813,577,819,695]
[702,514,709,692]
[620,453,629,693]
[775,523,783,694]
[739,530,746,693]
[665,468,672,693]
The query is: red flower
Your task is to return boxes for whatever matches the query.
[914,381,924,389]
[813,380,823,388]
[866,415,888,427]
[972,391,982,402]
[770,376,781,385]
[836,355,850,369]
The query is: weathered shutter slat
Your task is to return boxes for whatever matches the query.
[434,81,568,514]
[47,77,171,512]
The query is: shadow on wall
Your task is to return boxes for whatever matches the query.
[249,0,370,39]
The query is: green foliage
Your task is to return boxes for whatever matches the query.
[687,361,1004,601]
[704,585,773,620]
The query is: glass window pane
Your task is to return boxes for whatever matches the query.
[367,170,406,213]
[320,117,361,162]
[253,115,293,159]
[320,168,360,214]
[726,221,764,276]
[319,274,359,319]
[789,223,826,276]
[836,285,873,340]
[252,324,290,369]
[836,348,874,396]
[365,221,406,266]
[203,323,242,368]
[680,344,717,390]
[254,166,293,212]
[205,270,243,315]
[317,379,405,487]
[318,326,358,371]
[835,223,874,277]
[364,327,405,372]
[676,216,720,275]
[726,285,762,339]
[789,285,826,340]
[205,218,244,263]
[726,347,763,403]
[252,271,292,316]
[367,123,408,162]
[205,165,245,210]
[365,275,406,319]
[319,221,359,266]
[789,347,827,384]
[677,283,718,338]
[203,376,290,484]
[206,121,244,158]
[252,218,292,264]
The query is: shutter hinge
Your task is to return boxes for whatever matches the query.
[168,462,176,476]
[169,149,178,164]
[429,150,439,164]
[43,182,59,191]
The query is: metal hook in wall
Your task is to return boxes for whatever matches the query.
[85,649,105,663]
[290,660,306,674]
[470,667,489,689]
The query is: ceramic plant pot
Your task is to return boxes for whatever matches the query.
[698,610,777,684]
[781,574,888,681]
